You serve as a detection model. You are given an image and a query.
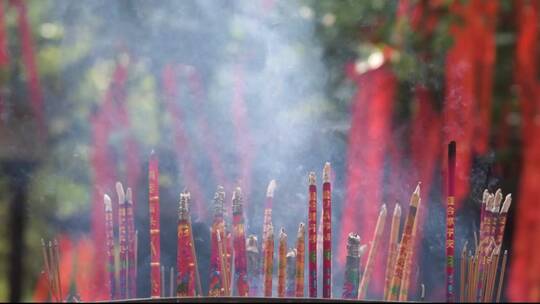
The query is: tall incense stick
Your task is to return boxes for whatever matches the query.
[447,141,456,302]
[295,223,305,297]
[104,194,116,300]
[358,204,387,299]
[264,224,274,297]
[308,172,318,298]
[176,192,197,296]
[126,188,136,298]
[247,235,260,297]
[322,163,332,298]
[232,187,249,296]
[117,182,128,299]
[148,151,161,298]
[342,233,361,299]
[384,204,401,300]
[286,249,297,297]
[278,228,288,297]
[388,184,421,301]
[209,186,227,296]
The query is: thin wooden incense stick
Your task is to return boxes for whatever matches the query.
[308,172,318,298]
[446,141,456,302]
[148,151,161,298]
[40,239,55,301]
[388,183,421,301]
[358,204,387,299]
[322,162,332,298]
[216,229,230,296]
[384,204,401,300]
[496,250,508,303]
[126,187,136,298]
[295,223,305,297]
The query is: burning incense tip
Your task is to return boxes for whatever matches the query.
[287,249,297,259]
[126,188,133,204]
[323,163,331,183]
[394,203,401,217]
[266,180,277,197]
[298,223,305,237]
[359,244,368,257]
[247,235,258,252]
[179,192,191,214]
[347,233,361,254]
[380,204,387,216]
[232,187,242,205]
[280,228,287,241]
[116,182,126,204]
[414,183,421,196]
[308,172,316,185]
[104,194,112,211]
[448,141,456,160]
[501,194,512,213]
[213,186,226,215]
[494,189,503,211]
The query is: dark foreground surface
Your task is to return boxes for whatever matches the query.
[105,296,394,303]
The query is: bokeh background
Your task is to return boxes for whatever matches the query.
[0,0,538,302]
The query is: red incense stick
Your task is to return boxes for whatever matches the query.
[116,182,128,299]
[209,186,227,296]
[232,187,249,296]
[308,172,317,298]
[447,141,456,302]
[148,151,161,298]
[322,163,332,298]
[264,224,274,297]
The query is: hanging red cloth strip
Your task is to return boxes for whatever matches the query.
[162,64,207,220]
[508,0,540,301]
[340,63,396,295]
[11,0,46,139]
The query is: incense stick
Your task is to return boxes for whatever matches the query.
[342,233,361,299]
[149,151,161,298]
[232,187,249,296]
[295,223,305,297]
[209,186,227,296]
[277,228,288,297]
[176,192,197,296]
[308,172,318,298]
[126,187,136,298]
[446,141,456,302]
[264,224,274,297]
[322,162,332,298]
[358,204,387,299]
[53,239,62,301]
[247,235,260,297]
[388,183,421,301]
[117,182,128,299]
[384,204,401,300]
[286,248,297,297]
[496,250,508,303]
[216,229,230,296]
[40,239,55,301]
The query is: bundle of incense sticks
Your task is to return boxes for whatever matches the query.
[209,186,228,296]
[277,228,288,297]
[232,187,249,296]
[40,238,62,302]
[176,192,200,297]
[458,189,512,302]
[358,204,387,299]
[295,223,305,297]
[388,183,421,301]
[322,162,332,298]
[246,235,260,297]
[341,233,365,299]
[383,204,402,300]
[264,223,275,297]
[148,151,161,298]
[447,141,456,302]
[286,249,297,297]
[308,172,318,298]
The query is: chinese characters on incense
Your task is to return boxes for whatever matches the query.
[149,151,161,298]
[322,162,332,298]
